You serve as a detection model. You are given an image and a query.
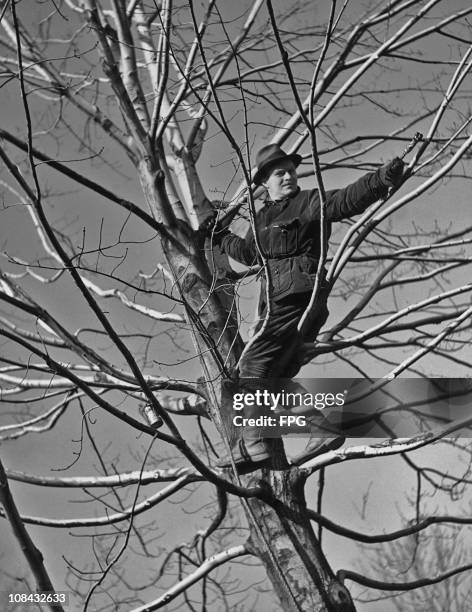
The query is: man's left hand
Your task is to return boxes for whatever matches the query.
[380,157,405,187]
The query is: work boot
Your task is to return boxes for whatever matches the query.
[290,436,345,466]
[216,438,271,472]
[290,411,345,466]
[272,380,321,416]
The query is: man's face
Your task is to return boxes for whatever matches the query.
[262,159,298,201]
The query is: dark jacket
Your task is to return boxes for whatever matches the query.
[219,169,389,300]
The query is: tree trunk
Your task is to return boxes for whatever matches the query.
[138,158,354,612]
[241,467,356,612]
[163,234,356,612]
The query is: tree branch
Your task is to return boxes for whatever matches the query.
[129,545,249,611]
[0,456,64,611]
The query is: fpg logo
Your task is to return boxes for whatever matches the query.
[278,415,306,427]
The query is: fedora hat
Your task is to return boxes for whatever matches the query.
[253,144,302,185]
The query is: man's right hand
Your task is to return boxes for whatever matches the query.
[200,209,231,247]
[199,209,218,235]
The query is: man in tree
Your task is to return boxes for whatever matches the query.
[212,144,405,471]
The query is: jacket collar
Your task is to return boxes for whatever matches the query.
[264,186,301,206]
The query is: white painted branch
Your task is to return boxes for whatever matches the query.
[1,182,62,264]
[0,476,192,528]
[416,116,472,171]
[155,391,208,417]
[2,187,183,322]
[81,278,185,322]
[2,12,132,152]
[0,405,68,440]
[0,373,112,392]
[376,132,472,225]
[82,0,147,150]
[6,466,199,488]
[229,0,448,205]
[134,7,207,227]
[329,130,472,282]
[126,0,141,19]
[326,305,472,407]
[386,237,472,257]
[130,545,249,611]
[64,0,84,13]
[109,0,150,128]
[1,18,52,83]
[289,4,472,156]
[186,0,265,133]
[320,282,472,351]
[278,0,443,147]
[159,1,215,150]
[139,264,174,284]
[421,45,472,147]
[0,391,84,435]
[0,368,172,394]
[344,6,472,71]
[0,317,63,346]
[381,262,468,287]
[6,183,182,328]
[385,304,472,379]
[303,411,472,474]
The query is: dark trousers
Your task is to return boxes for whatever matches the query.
[238,292,329,379]
[236,292,332,444]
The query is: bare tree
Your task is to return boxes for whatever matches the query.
[0,1,471,610]
[355,516,472,611]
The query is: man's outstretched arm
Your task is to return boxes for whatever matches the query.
[313,158,404,221]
